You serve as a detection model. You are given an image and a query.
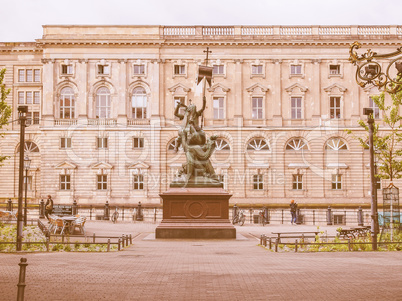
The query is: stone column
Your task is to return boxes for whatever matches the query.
[117,59,127,125]
[311,59,321,125]
[77,59,88,125]
[41,59,55,126]
[272,60,283,126]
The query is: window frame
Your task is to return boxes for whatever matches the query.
[253,174,264,190]
[330,96,341,119]
[131,87,147,119]
[60,175,71,190]
[60,87,75,119]
[331,174,342,190]
[97,137,108,149]
[60,137,72,149]
[369,96,380,119]
[95,87,111,119]
[213,64,224,75]
[173,64,186,76]
[291,96,302,120]
[292,174,303,190]
[290,64,302,76]
[133,137,144,149]
[133,174,144,190]
[213,97,225,120]
[251,97,263,120]
[97,174,108,190]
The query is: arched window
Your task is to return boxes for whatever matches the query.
[247,138,269,151]
[132,87,147,119]
[96,87,111,118]
[326,138,348,150]
[286,138,308,151]
[17,141,39,153]
[215,138,230,151]
[60,87,75,119]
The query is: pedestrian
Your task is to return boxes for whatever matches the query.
[45,195,54,220]
[290,200,297,224]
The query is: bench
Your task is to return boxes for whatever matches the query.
[337,226,371,239]
[271,231,319,243]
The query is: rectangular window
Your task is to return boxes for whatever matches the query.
[291,97,302,119]
[251,65,263,75]
[133,174,144,190]
[97,175,107,190]
[60,175,71,190]
[174,97,186,116]
[60,137,72,149]
[26,69,33,82]
[133,64,145,75]
[26,92,33,104]
[253,174,264,190]
[291,65,302,75]
[133,137,144,149]
[23,176,32,191]
[33,112,40,125]
[174,65,185,75]
[18,70,25,82]
[332,174,342,190]
[34,69,40,82]
[97,137,108,149]
[329,65,340,75]
[213,97,224,119]
[369,97,380,119]
[252,97,263,119]
[330,97,341,119]
[34,91,40,104]
[61,65,73,75]
[292,175,303,190]
[98,64,110,75]
[18,91,24,104]
[26,112,32,125]
[213,65,224,75]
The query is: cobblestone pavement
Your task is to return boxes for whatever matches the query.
[1,222,401,300]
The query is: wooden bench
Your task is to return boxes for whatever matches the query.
[271,231,319,243]
[337,226,371,239]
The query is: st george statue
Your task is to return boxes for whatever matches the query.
[171,96,221,187]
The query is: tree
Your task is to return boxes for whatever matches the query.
[0,68,12,164]
[346,85,402,182]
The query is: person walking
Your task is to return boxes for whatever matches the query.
[45,195,54,220]
[290,200,297,224]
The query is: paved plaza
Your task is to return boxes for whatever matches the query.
[1,222,402,300]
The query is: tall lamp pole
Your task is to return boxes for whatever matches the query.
[363,107,378,251]
[17,105,28,251]
[23,156,31,226]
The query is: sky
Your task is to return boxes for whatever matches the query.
[0,0,401,42]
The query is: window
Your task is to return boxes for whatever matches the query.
[26,70,33,82]
[97,137,108,149]
[132,87,147,119]
[251,65,263,75]
[60,87,75,119]
[34,91,40,104]
[326,138,347,150]
[60,137,71,149]
[97,175,107,190]
[291,97,302,119]
[18,92,24,104]
[133,137,144,149]
[174,97,186,116]
[60,175,71,190]
[252,97,263,119]
[291,65,302,75]
[330,97,341,119]
[369,97,380,119]
[332,174,342,190]
[215,139,230,151]
[286,138,307,151]
[213,65,224,75]
[18,70,25,82]
[26,112,32,125]
[26,92,32,104]
[174,65,185,75]
[96,87,111,118]
[247,138,269,151]
[253,175,264,190]
[34,69,40,82]
[17,141,39,153]
[213,97,224,119]
[329,65,340,75]
[23,176,32,191]
[98,64,110,75]
[133,175,144,190]
[61,64,73,75]
[33,112,39,125]
[18,69,40,82]
[292,174,303,190]
[133,64,145,75]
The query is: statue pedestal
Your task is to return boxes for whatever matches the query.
[155,187,236,239]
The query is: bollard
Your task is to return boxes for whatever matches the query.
[93,233,96,244]
[296,208,302,225]
[357,206,364,226]
[348,238,351,251]
[129,234,132,245]
[281,209,284,224]
[17,257,28,301]
[104,201,110,220]
[327,206,333,225]
[313,210,315,225]
[260,234,264,245]
[136,202,143,221]
[46,238,49,252]
[122,235,125,247]
[107,239,110,252]
[263,235,267,247]
[268,237,272,250]
[295,240,298,252]
[118,238,121,251]
[39,199,45,218]
[154,208,157,223]
[7,198,13,212]
[126,235,129,246]
[275,238,279,252]
[90,205,93,220]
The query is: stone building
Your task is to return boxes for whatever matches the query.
[0,25,400,209]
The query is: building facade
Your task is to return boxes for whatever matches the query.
[1,25,401,208]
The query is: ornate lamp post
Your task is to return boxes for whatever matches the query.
[23,156,31,226]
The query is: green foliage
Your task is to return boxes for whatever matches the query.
[0,68,12,164]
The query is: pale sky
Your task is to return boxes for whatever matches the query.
[0,0,401,42]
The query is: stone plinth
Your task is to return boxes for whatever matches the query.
[156,187,236,239]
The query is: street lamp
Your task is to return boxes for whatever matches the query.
[23,156,31,226]
[363,107,378,251]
